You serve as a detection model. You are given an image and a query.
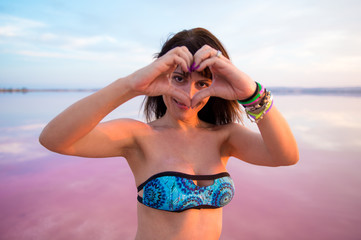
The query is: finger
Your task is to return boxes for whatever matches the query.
[195,56,224,73]
[179,46,194,68]
[168,86,191,107]
[191,87,214,108]
[193,45,218,69]
[170,47,193,72]
[169,55,189,73]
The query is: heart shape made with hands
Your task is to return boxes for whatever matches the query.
[167,71,232,109]
[168,66,250,109]
[155,45,256,108]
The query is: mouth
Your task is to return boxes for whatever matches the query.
[173,98,189,110]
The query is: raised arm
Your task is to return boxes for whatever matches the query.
[191,45,299,166]
[226,106,299,166]
[39,77,144,157]
[39,46,194,158]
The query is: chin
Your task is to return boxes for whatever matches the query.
[163,95,209,118]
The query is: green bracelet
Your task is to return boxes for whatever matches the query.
[237,82,263,105]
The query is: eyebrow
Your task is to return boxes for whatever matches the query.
[201,79,213,83]
[173,71,189,77]
[173,71,212,81]
[173,71,189,76]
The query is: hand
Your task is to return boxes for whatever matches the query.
[130,46,193,107]
[191,45,257,108]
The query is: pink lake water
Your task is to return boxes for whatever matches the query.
[0,92,361,240]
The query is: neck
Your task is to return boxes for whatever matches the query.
[160,112,205,130]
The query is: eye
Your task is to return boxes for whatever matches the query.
[172,75,184,83]
[197,81,211,88]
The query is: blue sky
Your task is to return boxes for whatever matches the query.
[0,0,360,88]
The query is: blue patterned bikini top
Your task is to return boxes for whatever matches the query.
[137,171,235,212]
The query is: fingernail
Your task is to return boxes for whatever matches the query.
[190,62,195,72]
[187,66,192,72]
[193,64,200,71]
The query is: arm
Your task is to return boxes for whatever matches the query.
[226,106,299,167]
[39,77,143,157]
[191,45,298,166]
[39,46,193,158]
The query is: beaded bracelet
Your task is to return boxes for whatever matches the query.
[237,82,274,123]
[245,91,273,123]
[245,89,269,112]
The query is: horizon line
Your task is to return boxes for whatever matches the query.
[1,86,361,96]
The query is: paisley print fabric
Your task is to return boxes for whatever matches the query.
[137,171,235,212]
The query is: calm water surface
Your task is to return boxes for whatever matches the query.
[0,92,360,240]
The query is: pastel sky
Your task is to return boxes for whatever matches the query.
[0,0,360,88]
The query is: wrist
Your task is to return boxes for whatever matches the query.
[237,82,264,105]
[237,82,274,123]
[108,76,141,101]
[121,72,144,97]
[241,81,259,101]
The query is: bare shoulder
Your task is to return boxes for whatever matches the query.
[217,122,261,158]
[65,118,152,158]
[100,118,151,133]
[219,122,250,137]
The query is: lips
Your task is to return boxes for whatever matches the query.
[173,98,189,110]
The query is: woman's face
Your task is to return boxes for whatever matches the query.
[163,66,212,120]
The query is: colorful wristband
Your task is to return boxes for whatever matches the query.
[238,82,264,106]
[245,90,273,123]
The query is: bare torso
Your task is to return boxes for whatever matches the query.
[136,204,223,240]
[124,119,232,239]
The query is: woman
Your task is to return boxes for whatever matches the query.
[39,28,298,239]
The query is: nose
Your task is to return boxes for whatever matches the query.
[183,81,198,99]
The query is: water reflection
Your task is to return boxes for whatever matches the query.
[276,95,361,151]
[0,93,360,240]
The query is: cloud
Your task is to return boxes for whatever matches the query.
[1,1,361,88]
[287,108,361,129]
[0,139,49,163]
[0,14,46,37]
[0,13,155,64]
[62,35,117,49]
[0,25,20,37]
[17,124,46,131]
[282,103,361,151]
[15,50,74,59]
[0,123,45,132]
[218,1,361,87]
[0,142,24,154]
[0,123,48,163]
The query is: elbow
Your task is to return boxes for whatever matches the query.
[39,130,48,148]
[38,130,64,154]
[274,150,299,167]
[38,131,55,152]
[290,151,300,165]
[39,124,76,156]
[288,144,300,165]
[280,155,299,166]
[274,140,300,166]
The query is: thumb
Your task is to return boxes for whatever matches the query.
[191,87,213,108]
[168,86,191,107]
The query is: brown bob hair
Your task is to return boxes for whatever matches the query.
[143,27,243,125]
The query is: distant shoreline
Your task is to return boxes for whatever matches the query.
[1,87,361,96]
[270,87,361,96]
[0,88,98,93]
